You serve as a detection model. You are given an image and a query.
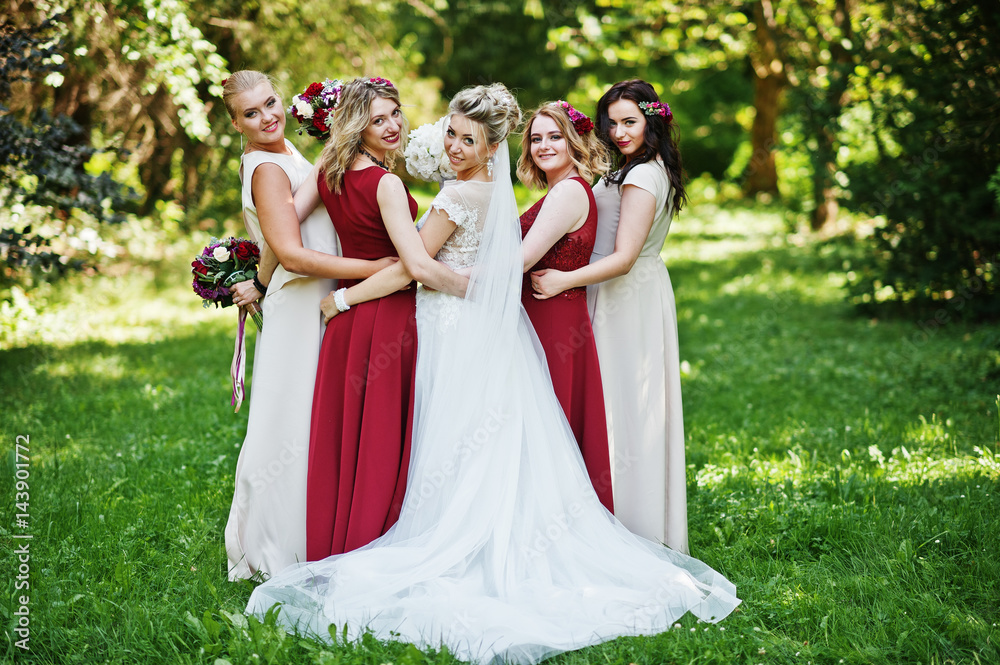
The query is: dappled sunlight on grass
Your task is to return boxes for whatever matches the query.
[2,203,998,664]
[1,254,242,350]
[665,203,791,264]
[35,349,130,379]
[693,434,998,490]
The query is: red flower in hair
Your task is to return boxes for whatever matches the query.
[557,101,594,136]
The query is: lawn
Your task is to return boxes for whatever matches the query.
[2,203,998,664]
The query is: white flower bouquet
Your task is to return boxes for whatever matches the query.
[404,116,456,184]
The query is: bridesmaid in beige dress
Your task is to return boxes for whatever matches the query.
[221,71,393,580]
[530,79,689,553]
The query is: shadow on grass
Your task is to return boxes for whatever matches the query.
[1,323,251,448]
[2,236,997,664]
[660,243,998,464]
[686,466,999,665]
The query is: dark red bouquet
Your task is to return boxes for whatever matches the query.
[191,237,263,331]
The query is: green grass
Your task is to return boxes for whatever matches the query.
[2,204,998,664]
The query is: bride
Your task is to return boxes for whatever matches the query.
[247,83,740,664]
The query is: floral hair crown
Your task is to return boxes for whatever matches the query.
[557,100,594,135]
[638,101,672,119]
[367,76,395,88]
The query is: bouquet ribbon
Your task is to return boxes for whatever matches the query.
[230,308,248,412]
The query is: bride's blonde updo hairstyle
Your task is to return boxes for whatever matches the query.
[447,83,522,160]
[319,76,407,194]
[516,102,611,190]
[222,70,277,120]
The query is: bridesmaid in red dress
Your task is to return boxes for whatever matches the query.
[516,101,614,512]
[304,77,469,559]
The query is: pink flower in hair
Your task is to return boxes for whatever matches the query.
[638,101,672,119]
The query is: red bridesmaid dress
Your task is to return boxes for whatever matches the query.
[520,177,614,513]
[307,166,418,560]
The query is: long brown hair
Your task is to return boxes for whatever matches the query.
[597,79,687,212]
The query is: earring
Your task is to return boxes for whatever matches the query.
[240,132,245,152]
[487,156,494,178]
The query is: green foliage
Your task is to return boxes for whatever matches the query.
[394,0,579,107]
[0,13,132,289]
[2,205,998,663]
[115,0,228,141]
[989,164,1000,208]
[842,0,1000,320]
[545,0,754,179]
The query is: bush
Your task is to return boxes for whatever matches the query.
[1,14,132,291]
[843,0,1000,320]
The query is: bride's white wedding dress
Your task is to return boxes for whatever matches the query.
[246,143,739,664]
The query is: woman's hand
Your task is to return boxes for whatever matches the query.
[530,269,570,300]
[231,279,263,308]
[320,290,340,324]
[369,256,400,275]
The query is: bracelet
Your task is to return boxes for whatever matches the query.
[252,275,267,296]
[333,287,350,312]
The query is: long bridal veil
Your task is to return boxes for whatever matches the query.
[246,141,740,665]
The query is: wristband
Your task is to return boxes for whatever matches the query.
[333,287,350,312]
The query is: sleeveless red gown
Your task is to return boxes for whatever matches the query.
[520,177,614,513]
[307,167,418,560]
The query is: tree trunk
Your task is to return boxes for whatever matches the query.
[745,74,782,196]
[744,0,785,197]
[810,0,853,230]
[810,145,839,230]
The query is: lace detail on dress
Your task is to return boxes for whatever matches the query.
[416,180,493,333]
[519,179,598,300]
[428,185,487,271]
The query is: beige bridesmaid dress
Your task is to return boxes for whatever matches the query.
[587,158,689,554]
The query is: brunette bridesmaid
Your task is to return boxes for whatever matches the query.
[531,80,690,552]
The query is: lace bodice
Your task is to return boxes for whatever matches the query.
[519,177,598,300]
[415,179,493,333]
[416,180,493,269]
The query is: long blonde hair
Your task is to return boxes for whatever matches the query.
[516,102,610,190]
[318,77,407,194]
[222,70,277,120]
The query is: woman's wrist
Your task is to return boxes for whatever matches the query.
[550,270,574,292]
[252,274,268,296]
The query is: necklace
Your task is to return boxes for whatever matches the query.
[360,147,388,170]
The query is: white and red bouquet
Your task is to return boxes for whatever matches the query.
[288,78,344,142]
